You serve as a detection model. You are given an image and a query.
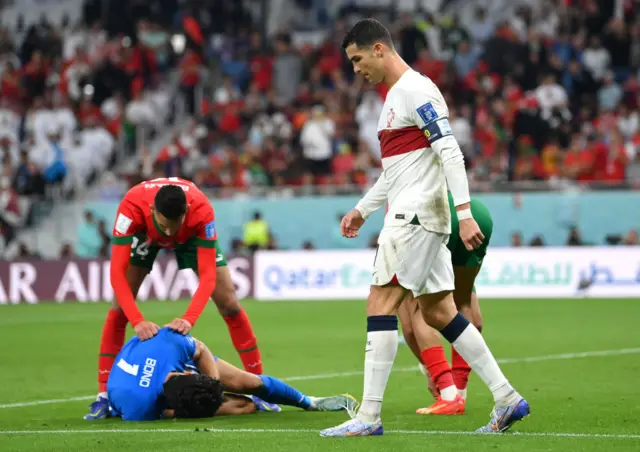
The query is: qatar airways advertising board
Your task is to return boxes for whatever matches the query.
[253,247,640,300]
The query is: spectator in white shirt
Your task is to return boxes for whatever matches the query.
[355,91,383,160]
[535,74,568,119]
[101,92,125,120]
[449,106,473,159]
[53,95,78,149]
[0,99,21,146]
[533,1,559,39]
[617,104,639,139]
[469,7,494,47]
[300,105,335,177]
[583,36,611,82]
[214,76,241,105]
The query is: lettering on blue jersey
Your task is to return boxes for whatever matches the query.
[416,102,439,125]
[205,221,216,239]
[139,358,157,388]
[423,118,453,144]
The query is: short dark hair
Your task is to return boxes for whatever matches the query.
[154,185,187,220]
[163,374,224,419]
[341,18,393,50]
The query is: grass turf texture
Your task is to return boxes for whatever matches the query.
[0,298,639,452]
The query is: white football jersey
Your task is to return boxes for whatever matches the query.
[377,69,454,234]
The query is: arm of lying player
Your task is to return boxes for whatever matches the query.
[341,174,388,238]
[192,338,220,380]
[409,87,484,250]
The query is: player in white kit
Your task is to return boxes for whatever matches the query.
[320,19,530,437]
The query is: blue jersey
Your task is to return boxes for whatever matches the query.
[107,328,197,421]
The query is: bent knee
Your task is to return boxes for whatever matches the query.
[215,296,241,317]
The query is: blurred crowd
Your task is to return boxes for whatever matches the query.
[0,0,213,250]
[3,0,640,257]
[133,0,640,195]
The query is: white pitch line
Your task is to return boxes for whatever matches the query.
[0,396,94,409]
[0,428,639,440]
[2,347,640,409]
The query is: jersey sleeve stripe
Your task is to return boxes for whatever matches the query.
[194,238,217,248]
[112,236,134,245]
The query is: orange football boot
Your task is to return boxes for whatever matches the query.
[416,394,466,415]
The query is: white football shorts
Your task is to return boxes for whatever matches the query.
[372,213,454,297]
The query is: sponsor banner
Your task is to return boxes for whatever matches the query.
[255,250,375,300]
[254,247,640,300]
[476,247,640,298]
[0,256,253,305]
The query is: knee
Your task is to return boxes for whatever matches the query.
[236,373,262,395]
[214,291,241,317]
[420,293,457,330]
[366,286,403,316]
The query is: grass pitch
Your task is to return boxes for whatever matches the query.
[1,298,639,451]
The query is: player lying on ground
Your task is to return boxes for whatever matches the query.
[86,178,262,420]
[107,327,357,421]
[398,194,492,415]
[321,19,529,437]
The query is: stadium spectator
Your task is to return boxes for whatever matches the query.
[468,7,494,47]
[13,149,45,196]
[75,210,102,258]
[529,235,545,247]
[511,232,523,247]
[0,168,21,248]
[59,243,75,259]
[272,33,302,105]
[355,90,383,160]
[300,105,335,179]
[566,227,584,247]
[598,71,623,111]
[623,229,638,245]
[97,219,111,257]
[243,211,269,252]
[583,36,611,82]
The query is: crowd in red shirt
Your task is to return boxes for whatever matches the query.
[142,0,639,194]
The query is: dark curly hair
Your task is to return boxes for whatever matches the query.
[163,374,224,418]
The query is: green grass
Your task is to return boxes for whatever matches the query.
[1,298,640,451]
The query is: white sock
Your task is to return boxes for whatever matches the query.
[358,330,398,422]
[458,388,468,400]
[98,392,108,400]
[451,325,518,406]
[440,385,458,401]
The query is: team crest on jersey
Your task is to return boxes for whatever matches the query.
[205,221,216,239]
[416,102,438,125]
[386,108,395,128]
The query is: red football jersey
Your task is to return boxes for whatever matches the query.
[111,177,217,249]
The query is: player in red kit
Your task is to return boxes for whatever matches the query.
[84,177,262,420]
